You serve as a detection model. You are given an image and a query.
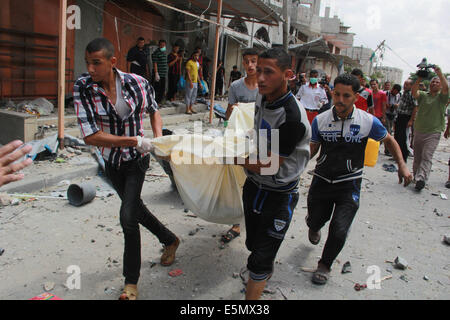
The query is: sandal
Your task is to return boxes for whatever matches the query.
[119,284,138,300]
[221,228,240,243]
[312,263,330,285]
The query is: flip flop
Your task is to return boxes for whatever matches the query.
[221,229,240,243]
[118,284,138,300]
[312,264,330,285]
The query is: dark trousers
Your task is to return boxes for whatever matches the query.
[105,155,176,284]
[153,77,166,103]
[216,81,223,96]
[167,73,179,101]
[306,177,361,270]
[394,114,412,163]
[243,179,299,280]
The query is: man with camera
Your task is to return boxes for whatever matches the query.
[295,69,328,124]
[410,64,449,191]
[319,75,333,114]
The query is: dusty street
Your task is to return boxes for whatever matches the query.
[0,119,449,300]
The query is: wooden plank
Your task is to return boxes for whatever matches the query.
[209,0,222,123]
[58,0,67,148]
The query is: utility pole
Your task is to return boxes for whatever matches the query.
[209,0,222,123]
[58,0,67,149]
[283,0,289,51]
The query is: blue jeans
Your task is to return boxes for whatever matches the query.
[105,155,177,284]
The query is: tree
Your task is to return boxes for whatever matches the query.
[370,71,384,81]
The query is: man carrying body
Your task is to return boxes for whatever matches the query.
[73,38,180,300]
[152,40,168,103]
[126,37,149,78]
[221,48,259,244]
[411,66,449,191]
[295,69,328,124]
[307,74,412,285]
[235,48,311,299]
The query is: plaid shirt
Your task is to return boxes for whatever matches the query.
[397,90,417,115]
[73,68,158,166]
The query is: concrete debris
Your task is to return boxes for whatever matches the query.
[341,261,352,274]
[43,281,55,292]
[399,275,409,283]
[188,228,200,236]
[0,193,13,206]
[29,98,54,116]
[443,235,450,245]
[394,256,408,270]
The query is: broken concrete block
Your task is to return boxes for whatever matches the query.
[394,256,408,270]
[341,261,352,274]
[443,235,450,245]
[0,193,13,206]
[30,98,54,116]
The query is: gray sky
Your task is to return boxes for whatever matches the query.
[321,0,450,82]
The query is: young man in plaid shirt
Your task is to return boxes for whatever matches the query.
[74,38,180,300]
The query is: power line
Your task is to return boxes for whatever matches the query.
[185,0,212,24]
[384,44,416,71]
[83,0,210,34]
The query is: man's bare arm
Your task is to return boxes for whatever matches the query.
[150,111,163,138]
[310,142,321,159]
[435,65,448,95]
[84,131,138,148]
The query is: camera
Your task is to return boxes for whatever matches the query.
[416,58,436,78]
[319,76,329,86]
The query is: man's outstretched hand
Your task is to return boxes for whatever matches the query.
[398,163,413,187]
[0,140,33,187]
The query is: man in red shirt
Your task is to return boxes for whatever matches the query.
[351,69,374,114]
[370,79,387,123]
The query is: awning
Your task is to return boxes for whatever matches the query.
[165,0,281,26]
[289,37,330,54]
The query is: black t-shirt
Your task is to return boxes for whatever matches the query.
[126,46,148,76]
[230,70,242,83]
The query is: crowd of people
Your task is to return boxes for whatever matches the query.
[2,36,448,301]
[125,37,237,107]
